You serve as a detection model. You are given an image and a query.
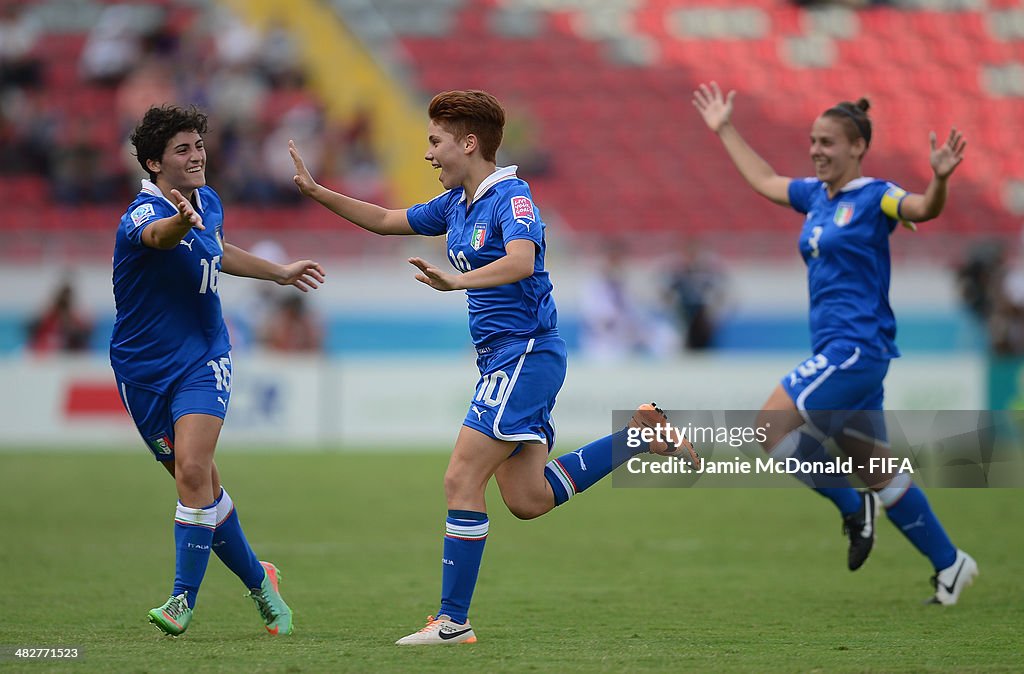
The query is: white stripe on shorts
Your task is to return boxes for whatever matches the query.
[493,338,546,443]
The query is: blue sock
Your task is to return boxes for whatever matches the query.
[544,428,636,506]
[438,510,488,624]
[212,488,266,589]
[173,502,216,608]
[880,478,957,571]
[770,429,861,516]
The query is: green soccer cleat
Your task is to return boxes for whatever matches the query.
[248,561,293,635]
[148,592,192,636]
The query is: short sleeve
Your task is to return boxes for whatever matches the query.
[496,189,543,247]
[788,177,819,215]
[123,201,158,245]
[407,190,455,237]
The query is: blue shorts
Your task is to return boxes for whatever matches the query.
[463,335,567,450]
[115,352,233,461]
[781,342,890,440]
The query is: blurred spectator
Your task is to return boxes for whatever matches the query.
[664,245,727,350]
[955,239,1004,324]
[80,3,161,86]
[0,88,54,176]
[26,280,92,354]
[497,104,551,177]
[261,294,323,353]
[989,249,1024,356]
[0,2,42,90]
[579,249,646,361]
[52,116,123,203]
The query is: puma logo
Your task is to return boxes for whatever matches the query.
[471,405,485,421]
[900,514,925,532]
[217,396,227,410]
[571,448,587,471]
[179,238,194,251]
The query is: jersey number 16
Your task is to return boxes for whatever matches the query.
[199,255,221,294]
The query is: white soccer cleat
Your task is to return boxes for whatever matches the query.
[395,614,477,645]
[927,549,978,606]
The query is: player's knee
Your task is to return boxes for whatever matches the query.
[174,460,211,494]
[443,468,482,503]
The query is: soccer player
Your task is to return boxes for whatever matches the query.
[693,81,977,604]
[111,105,325,635]
[290,90,698,644]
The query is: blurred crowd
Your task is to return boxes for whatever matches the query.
[578,245,729,359]
[957,238,1024,357]
[0,1,387,206]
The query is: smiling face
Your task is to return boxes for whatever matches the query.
[424,119,471,191]
[148,130,206,197]
[809,116,865,188]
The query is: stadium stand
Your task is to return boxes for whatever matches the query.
[392,0,1023,257]
[0,0,1020,260]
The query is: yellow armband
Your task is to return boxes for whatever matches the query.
[881,185,915,231]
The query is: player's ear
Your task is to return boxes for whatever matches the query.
[146,158,162,175]
[851,137,867,161]
[463,133,478,155]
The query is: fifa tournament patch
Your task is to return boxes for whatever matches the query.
[510,196,535,221]
[148,435,173,455]
[471,222,487,250]
[834,202,855,226]
[129,203,155,229]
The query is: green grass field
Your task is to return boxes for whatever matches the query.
[2,450,1022,673]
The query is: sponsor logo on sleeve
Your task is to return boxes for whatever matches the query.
[130,203,155,229]
[510,196,535,221]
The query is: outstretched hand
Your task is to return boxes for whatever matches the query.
[929,128,966,179]
[289,140,319,197]
[692,81,736,133]
[276,260,326,292]
[169,188,204,230]
[409,257,462,292]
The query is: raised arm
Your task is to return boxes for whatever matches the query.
[221,242,325,292]
[289,140,415,236]
[896,128,966,223]
[140,189,205,249]
[693,82,792,207]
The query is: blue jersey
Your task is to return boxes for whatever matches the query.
[110,180,231,393]
[788,176,909,359]
[406,166,558,347]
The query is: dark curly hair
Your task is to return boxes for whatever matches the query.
[129,105,208,181]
